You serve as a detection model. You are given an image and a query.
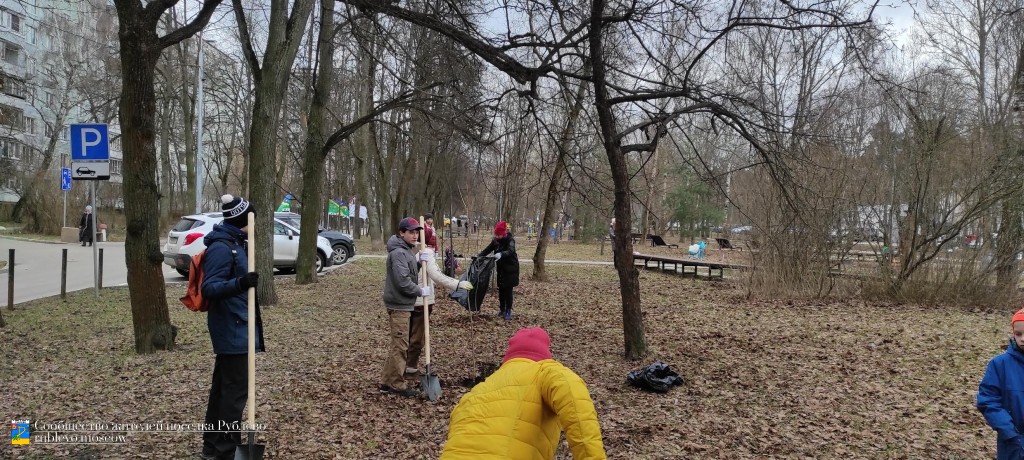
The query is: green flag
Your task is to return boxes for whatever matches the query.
[328,200,341,216]
[276,193,292,212]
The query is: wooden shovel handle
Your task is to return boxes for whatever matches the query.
[418,217,431,366]
[246,212,256,427]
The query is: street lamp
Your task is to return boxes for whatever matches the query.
[195,34,205,214]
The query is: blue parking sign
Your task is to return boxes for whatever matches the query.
[61,168,71,191]
[70,124,109,161]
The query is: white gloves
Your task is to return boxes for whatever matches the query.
[420,286,433,297]
[419,252,432,262]
[458,281,474,291]
[492,252,502,261]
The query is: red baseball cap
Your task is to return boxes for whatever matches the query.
[398,217,423,232]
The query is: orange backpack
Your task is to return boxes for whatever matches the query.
[180,241,236,312]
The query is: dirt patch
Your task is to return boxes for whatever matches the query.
[0,259,1003,458]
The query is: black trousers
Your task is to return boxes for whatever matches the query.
[203,354,248,457]
[498,285,514,312]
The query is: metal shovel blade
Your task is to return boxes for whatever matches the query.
[233,432,265,460]
[420,365,442,401]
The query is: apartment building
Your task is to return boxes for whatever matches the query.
[0,0,123,210]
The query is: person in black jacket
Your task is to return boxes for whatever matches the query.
[198,194,263,460]
[477,220,519,320]
[79,205,94,246]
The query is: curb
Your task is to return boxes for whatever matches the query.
[0,235,69,245]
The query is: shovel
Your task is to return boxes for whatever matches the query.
[418,217,442,401]
[235,212,265,460]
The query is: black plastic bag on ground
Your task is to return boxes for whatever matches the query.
[449,256,494,311]
[626,361,683,393]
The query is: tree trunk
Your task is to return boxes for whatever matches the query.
[174,36,197,213]
[235,0,315,305]
[995,196,1023,290]
[115,10,176,354]
[296,0,335,285]
[18,107,65,234]
[589,0,645,360]
[533,79,586,281]
[159,97,173,219]
[353,16,378,246]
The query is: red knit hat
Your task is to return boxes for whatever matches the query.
[494,221,508,238]
[1012,309,1024,326]
[502,327,553,363]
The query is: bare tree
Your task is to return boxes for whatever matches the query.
[533,76,587,281]
[233,0,315,304]
[918,0,1024,291]
[340,0,875,359]
[112,0,222,353]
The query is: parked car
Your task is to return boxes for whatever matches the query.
[162,213,333,277]
[274,212,356,265]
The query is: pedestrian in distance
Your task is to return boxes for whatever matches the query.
[380,217,433,398]
[477,221,519,320]
[423,212,439,252]
[79,205,94,246]
[440,327,607,459]
[198,194,264,460]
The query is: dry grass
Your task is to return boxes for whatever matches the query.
[0,258,1003,459]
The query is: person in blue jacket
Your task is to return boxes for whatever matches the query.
[978,308,1024,460]
[199,194,263,460]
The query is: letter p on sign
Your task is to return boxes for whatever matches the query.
[81,128,101,150]
[69,124,110,161]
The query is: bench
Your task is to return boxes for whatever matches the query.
[632,252,743,279]
[648,234,679,248]
[715,237,742,250]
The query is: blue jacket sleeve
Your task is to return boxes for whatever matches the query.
[978,358,1020,441]
[201,243,242,301]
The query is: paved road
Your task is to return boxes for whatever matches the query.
[0,238,179,305]
[0,237,345,306]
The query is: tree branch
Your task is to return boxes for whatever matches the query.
[157,0,225,49]
[341,0,545,85]
[232,0,263,83]
[321,82,445,155]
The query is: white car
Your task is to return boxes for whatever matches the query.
[162,213,333,276]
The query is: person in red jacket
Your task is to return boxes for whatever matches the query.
[423,212,439,251]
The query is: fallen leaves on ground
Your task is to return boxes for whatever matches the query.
[0,257,1004,459]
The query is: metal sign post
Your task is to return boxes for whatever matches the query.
[92,181,98,296]
[70,123,110,298]
[61,167,71,228]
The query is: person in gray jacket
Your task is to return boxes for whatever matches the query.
[380,217,432,397]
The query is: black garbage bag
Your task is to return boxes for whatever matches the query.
[449,256,494,311]
[626,361,683,393]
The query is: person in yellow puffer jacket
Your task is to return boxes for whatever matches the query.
[440,327,607,460]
